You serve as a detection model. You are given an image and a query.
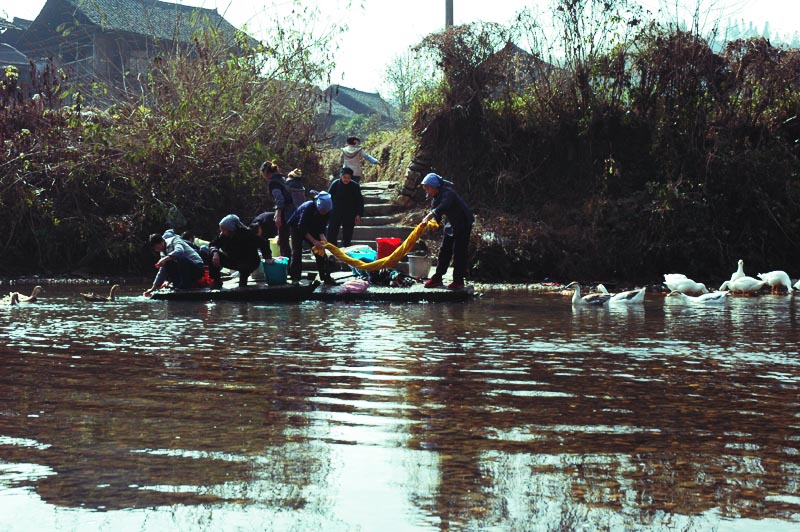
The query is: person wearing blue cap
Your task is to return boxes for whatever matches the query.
[326,166,364,247]
[286,192,336,285]
[209,214,273,288]
[420,173,474,289]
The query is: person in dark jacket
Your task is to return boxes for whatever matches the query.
[144,229,206,296]
[420,173,474,290]
[261,160,295,258]
[326,166,364,247]
[287,192,335,285]
[209,214,273,288]
[250,211,279,240]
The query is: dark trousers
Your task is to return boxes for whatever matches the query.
[210,252,260,287]
[164,257,205,289]
[433,224,472,282]
[277,223,292,258]
[289,226,328,281]
[326,211,356,247]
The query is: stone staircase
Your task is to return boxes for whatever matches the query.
[302,181,418,275]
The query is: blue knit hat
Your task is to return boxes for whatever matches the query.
[315,191,333,212]
[219,214,241,231]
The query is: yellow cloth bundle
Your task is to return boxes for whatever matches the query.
[316,219,439,271]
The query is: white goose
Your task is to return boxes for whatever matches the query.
[719,259,745,290]
[566,282,611,306]
[757,271,792,294]
[727,275,767,295]
[597,284,646,304]
[1,292,20,306]
[667,290,730,304]
[16,285,43,303]
[663,274,708,295]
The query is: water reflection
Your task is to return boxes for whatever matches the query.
[0,286,798,531]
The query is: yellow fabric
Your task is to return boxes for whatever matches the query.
[317,219,440,271]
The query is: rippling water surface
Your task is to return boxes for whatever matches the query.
[1,285,799,531]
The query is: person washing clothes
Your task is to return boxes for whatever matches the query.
[420,173,474,290]
[209,214,273,289]
[287,191,336,285]
[144,229,206,297]
[340,136,379,183]
[326,166,364,247]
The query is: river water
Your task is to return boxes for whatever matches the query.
[0,284,798,532]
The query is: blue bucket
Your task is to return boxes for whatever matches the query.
[263,257,289,285]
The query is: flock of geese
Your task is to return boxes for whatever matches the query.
[0,284,120,306]
[567,259,796,306]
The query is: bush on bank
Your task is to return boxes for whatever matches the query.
[0,27,330,276]
[407,6,800,283]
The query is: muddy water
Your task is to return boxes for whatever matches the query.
[0,285,798,531]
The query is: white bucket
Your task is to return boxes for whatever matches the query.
[408,256,433,278]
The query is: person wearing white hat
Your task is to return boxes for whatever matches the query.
[420,173,474,289]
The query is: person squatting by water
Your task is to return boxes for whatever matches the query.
[420,173,474,290]
[340,135,378,183]
[261,160,295,258]
[287,191,336,286]
[210,214,273,289]
[144,229,206,297]
[326,166,364,248]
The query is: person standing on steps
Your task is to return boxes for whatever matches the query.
[420,173,474,290]
[340,135,379,183]
[261,160,295,258]
[326,166,364,248]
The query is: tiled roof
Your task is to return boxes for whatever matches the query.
[324,85,396,121]
[64,0,247,44]
[0,43,29,65]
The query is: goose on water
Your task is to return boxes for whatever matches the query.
[667,290,730,304]
[726,276,767,295]
[597,284,646,304]
[16,286,43,303]
[663,274,708,295]
[566,282,611,306]
[1,292,20,306]
[80,284,121,302]
[757,271,792,294]
[719,259,745,290]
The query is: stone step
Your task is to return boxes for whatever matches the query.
[363,203,402,216]
[351,225,414,241]
[358,214,404,226]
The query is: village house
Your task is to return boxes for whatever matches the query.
[1,0,252,99]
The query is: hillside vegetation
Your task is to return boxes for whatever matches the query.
[1,0,798,283]
[397,2,800,282]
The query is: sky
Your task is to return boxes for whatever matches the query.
[2,0,799,95]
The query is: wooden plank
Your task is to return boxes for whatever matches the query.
[309,284,477,303]
[151,282,319,302]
